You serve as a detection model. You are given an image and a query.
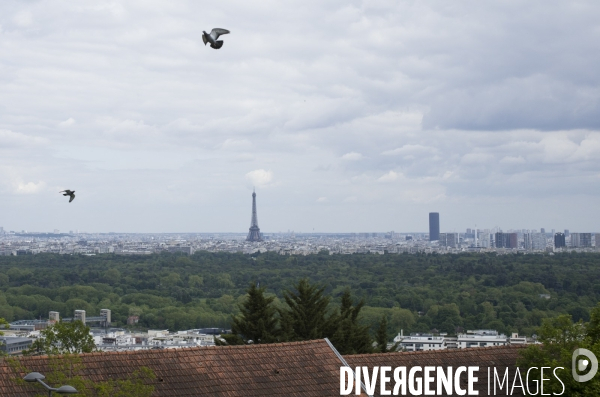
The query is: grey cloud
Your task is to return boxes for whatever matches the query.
[0,1,599,232]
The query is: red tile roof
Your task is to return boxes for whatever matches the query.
[0,341,524,396]
[0,340,347,396]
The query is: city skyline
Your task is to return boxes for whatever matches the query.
[1,2,599,233]
[1,224,597,235]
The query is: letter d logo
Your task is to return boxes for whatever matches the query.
[572,348,598,382]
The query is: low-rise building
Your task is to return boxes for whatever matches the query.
[393,333,447,352]
[0,337,33,355]
[457,329,508,348]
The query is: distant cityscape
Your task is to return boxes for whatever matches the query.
[2,193,597,255]
[0,228,597,257]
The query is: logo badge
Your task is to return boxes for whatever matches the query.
[572,348,598,382]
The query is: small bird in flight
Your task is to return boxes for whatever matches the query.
[59,190,75,203]
[202,28,230,49]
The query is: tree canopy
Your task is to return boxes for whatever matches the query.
[24,321,96,355]
[518,304,600,396]
[1,251,599,336]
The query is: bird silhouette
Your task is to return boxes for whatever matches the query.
[202,28,230,49]
[59,190,75,203]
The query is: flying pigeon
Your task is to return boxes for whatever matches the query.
[202,28,230,49]
[59,190,75,203]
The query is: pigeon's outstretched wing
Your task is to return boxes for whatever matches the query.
[59,190,75,202]
[210,28,230,40]
[202,34,208,45]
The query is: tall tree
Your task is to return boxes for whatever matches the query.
[280,279,334,341]
[230,283,280,344]
[374,315,400,353]
[24,321,96,356]
[329,289,373,354]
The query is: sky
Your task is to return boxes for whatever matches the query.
[1,0,599,233]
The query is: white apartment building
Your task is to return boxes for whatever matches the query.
[457,330,508,348]
[393,333,448,352]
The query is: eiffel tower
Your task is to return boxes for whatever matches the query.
[246,189,263,242]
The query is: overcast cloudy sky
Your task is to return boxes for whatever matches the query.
[1,1,599,233]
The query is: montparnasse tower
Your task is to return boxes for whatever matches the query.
[246,189,263,242]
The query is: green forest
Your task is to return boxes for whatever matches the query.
[0,251,598,337]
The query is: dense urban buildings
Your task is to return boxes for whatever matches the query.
[1,228,597,256]
[1,210,598,256]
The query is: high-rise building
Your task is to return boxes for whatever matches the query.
[533,233,546,250]
[495,232,518,248]
[446,233,458,248]
[581,233,592,247]
[564,229,570,237]
[524,233,546,251]
[429,213,440,241]
[523,234,531,250]
[477,231,490,248]
[507,233,518,248]
[571,233,580,247]
[438,232,458,248]
[554,233,566,248]
[595,234,600,248]
[494,232,504,248]
[540,228,546,234]
[571,233,592,248]
[438,233,446,246]
[246,189,263,242]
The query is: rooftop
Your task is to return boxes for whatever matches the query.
[0,340,526,396]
